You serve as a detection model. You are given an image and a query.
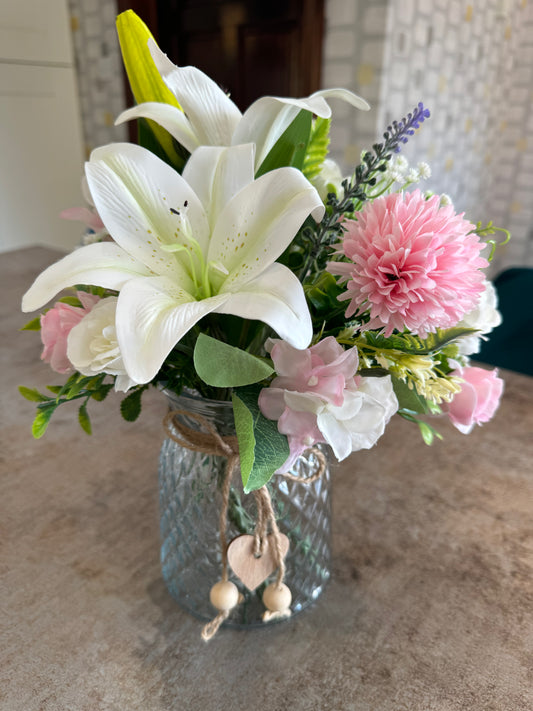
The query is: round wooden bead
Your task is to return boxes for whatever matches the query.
[209,580,239,611]
[262,582,292,612]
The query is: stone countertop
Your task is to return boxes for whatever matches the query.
[1,247,532,711]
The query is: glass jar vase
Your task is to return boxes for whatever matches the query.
[158,389,331,627]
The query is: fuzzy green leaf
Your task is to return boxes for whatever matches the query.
[78,403,92,435]
[194,334,274,387]
[18,386,50,403]
[20,316,42,331]
[255,110,313,177]
[232,386,290,493]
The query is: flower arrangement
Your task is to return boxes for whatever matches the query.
[21,10,508,496]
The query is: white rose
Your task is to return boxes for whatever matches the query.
[457,280,502,356]
[67,296,137,392]
[284,375,398,461]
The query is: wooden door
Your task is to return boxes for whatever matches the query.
[117,0,324,111]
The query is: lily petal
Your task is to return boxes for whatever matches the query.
[86,143,210,291]
[115,102,201,154]
[233,91,368,171]
[148,39,242,146]
[214,263,312,349]
[116,275,229,383]
[182,144,255,231]
[22,242,151,312]
[311,88,370,112]
[210,166,324,291]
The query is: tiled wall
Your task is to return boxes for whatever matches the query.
[68,0,127,155]
[323,0,533,273]
[69,0,533,271]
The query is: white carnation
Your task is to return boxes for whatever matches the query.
[67,297,137,392]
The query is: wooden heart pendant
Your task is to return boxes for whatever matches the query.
[227,534,290,591]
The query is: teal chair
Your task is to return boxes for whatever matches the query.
[477,268,533,376]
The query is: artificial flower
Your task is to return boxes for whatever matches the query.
[456,279,502,356]
[67,296,136,393]
[259,337,398,465]
[40,292,101,374]
[310,158,344,201]
[444,365,503,434]
[22,142,324,384]
[329,190,488,337]
[115,39,369,173]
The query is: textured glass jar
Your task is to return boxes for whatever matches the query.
[158,389,331,627]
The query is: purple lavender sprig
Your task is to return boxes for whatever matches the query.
[385,102,431,152]
[297,103,430,283]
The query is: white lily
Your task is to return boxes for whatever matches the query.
[22,142,324,384]
[115,39,370,173]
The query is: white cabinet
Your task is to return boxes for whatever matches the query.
[0,0,85,253]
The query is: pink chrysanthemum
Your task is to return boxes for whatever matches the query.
[328,190,488,337]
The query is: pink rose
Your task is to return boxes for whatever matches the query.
[445,366,504,434]
[40,292,100,374]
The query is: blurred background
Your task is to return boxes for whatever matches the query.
[1,0,532,278]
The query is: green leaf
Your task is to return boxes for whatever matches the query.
[78,403,92,435]
[57,296,83,307]
[417,420,443,446]
[302,116,331,180]
[392,377,431,415]
[232,386,290,493]
[46,385,63,394]
[193,334,274,387]
[120,387,145,422]
[90,383,113,402]
[255,110,313,177]
[116,10,184,168]
[32,405,55,439]
[20,316,42,331]
[18,386,50,403]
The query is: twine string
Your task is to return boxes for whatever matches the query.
[163,409,327,639]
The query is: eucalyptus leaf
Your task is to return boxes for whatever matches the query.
[194,334,274,387]
[232,385,290,493]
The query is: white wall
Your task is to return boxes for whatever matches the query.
[0,0,85,253]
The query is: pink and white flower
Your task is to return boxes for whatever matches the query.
[259,337,398,469]
[328,190,488,337]
[444,365,504,434]
[40,292,100,374]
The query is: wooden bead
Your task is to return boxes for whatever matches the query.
[262,582,292,612]
[209,580,239,611]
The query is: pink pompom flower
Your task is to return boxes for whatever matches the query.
[444,365,504,434]
[40,292,100,374]
[328,190,488,337]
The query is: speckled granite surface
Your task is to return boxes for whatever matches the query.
[1,248,532,711]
